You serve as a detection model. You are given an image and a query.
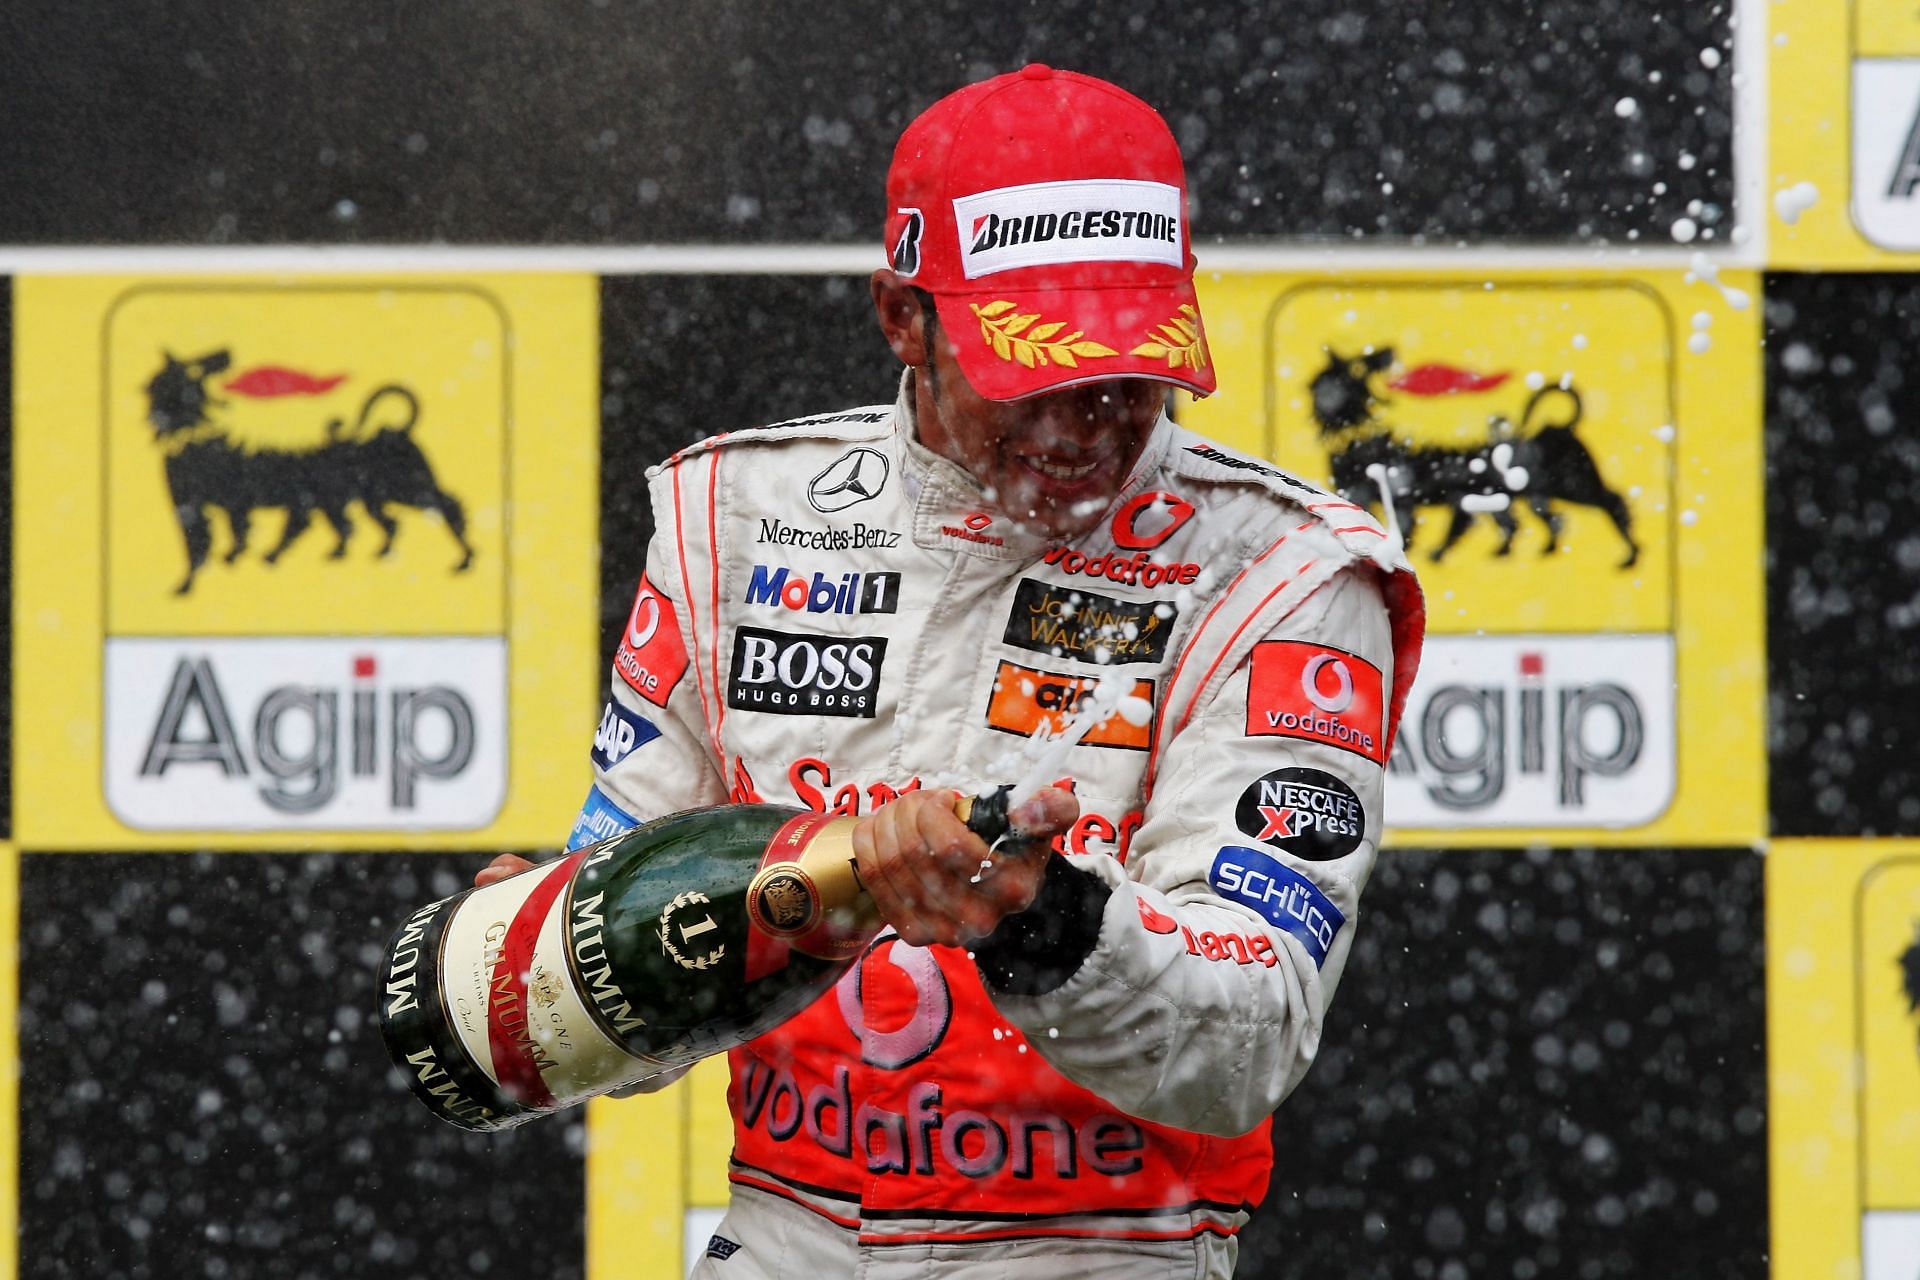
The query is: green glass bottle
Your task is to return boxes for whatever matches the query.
[379,788,1012,1131]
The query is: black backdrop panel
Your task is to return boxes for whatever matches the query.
[0,0,1731,245]
[1244,847,1768,1279]
[1765,273,1920,836]
[18,852,583,1280]
[598,274,886,666]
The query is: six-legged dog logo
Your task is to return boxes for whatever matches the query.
[1903,924,1920,1050]
[1309,346,1640,568]
[143,348,475,594]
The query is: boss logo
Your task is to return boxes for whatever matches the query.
[727,627,888,718]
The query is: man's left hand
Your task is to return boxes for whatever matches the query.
[852,787,1079,949]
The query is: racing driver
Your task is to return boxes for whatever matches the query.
[480,64,1424,1279]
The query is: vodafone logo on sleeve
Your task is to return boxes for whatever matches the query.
[614,574,690,708]
[1245,640,1386,764]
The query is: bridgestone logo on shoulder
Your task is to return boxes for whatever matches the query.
[953,179,1183,279]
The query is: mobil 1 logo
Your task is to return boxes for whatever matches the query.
[105,636,506,829]
[727,626,887,718]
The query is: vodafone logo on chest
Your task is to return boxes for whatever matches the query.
[614,574,690,709]
[1245,641,1386,764]
[1110,490,1194,550]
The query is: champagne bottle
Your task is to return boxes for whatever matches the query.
[379,787,1013,1131]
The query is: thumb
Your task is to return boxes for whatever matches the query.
[1007,785,1079,839]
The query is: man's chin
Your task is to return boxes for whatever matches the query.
[1002,504,1110,544]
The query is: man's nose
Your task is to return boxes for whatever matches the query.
[1029,384,1127,437]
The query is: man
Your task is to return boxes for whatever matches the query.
[481,64,1422,1278]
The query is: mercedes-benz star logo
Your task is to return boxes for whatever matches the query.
[808,447,890,513]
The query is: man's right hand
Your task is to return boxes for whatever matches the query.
[474,854,535,888]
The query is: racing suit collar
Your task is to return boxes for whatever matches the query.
[894,369,1176,560]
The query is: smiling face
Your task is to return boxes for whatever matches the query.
[874,272,1169,541]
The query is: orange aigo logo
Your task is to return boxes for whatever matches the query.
[984,659,1154,752]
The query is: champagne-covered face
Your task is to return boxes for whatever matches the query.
[914,331,1168,541]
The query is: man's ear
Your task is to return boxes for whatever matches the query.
[872,269,930,367]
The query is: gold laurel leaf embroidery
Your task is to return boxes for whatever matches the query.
[971,303,1121,370]
[1129,305,1209,370]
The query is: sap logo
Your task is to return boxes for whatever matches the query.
[744,565,900,615]
[590,701,660,771]
[1208,847,1345,969]
[728,627,887,718]
[108,639,503,828]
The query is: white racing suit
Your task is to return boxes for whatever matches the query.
[573,378,1424,1278]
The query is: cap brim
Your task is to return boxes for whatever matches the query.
[931,282,1217,402]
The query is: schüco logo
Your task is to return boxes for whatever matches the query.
[102,285,510,831]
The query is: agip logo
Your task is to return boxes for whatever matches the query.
[1269,281,1680,831]
[100,285,510,830]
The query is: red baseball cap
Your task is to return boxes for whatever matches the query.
[884,64,1214,402]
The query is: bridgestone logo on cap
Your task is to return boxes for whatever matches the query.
[953,179,1183,280]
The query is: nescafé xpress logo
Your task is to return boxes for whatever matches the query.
[102,286,510,831]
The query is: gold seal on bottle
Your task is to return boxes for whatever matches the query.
[746,863,823,938]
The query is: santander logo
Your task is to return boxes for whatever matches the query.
[1137,896,1180,935]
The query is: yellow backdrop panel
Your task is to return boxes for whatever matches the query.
[13,276,599,849]
[1184,270,1765,848]
[1771,0,1920,266]
[1770,839,1920,1280]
